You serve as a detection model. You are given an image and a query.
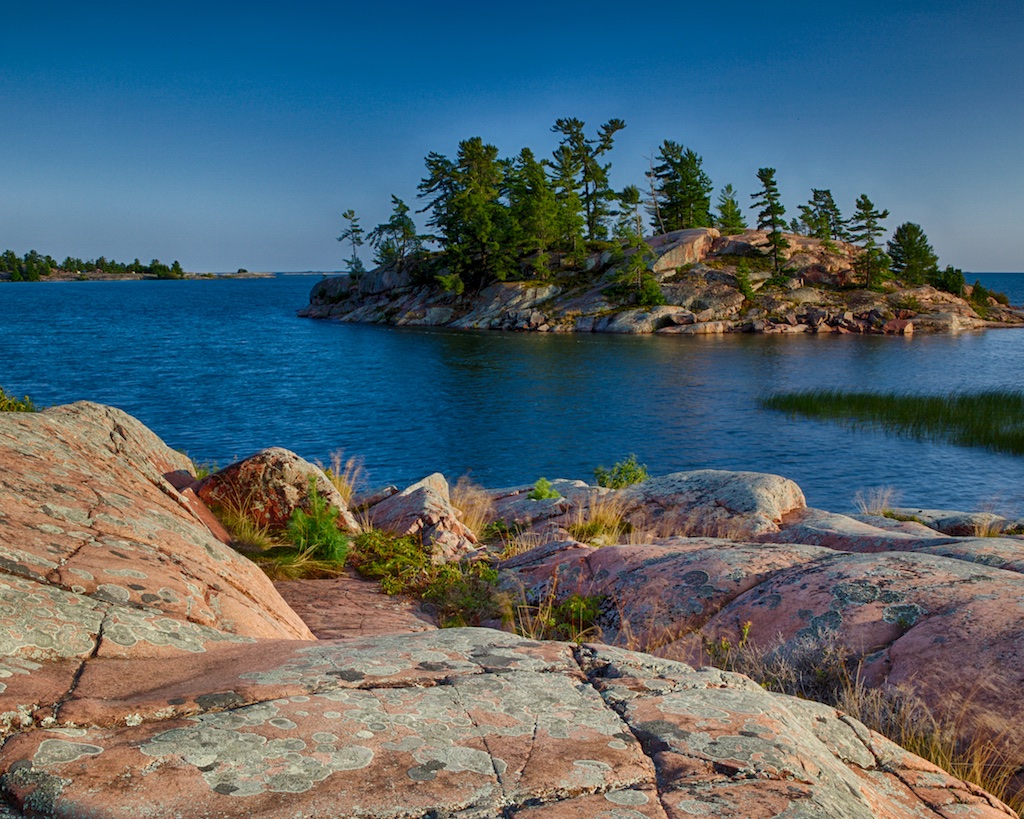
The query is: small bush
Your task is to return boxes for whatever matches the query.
[734,261,756,302]
[528,477,561,500]
[286,477,349,564]
[594,454,649,489]
[0,387,37,412]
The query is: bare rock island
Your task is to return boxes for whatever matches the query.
[0,403,1018,816]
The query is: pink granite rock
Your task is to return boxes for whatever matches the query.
[365,473,478,562]
[0,405,1016,817]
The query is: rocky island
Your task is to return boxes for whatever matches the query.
[301,228,1024,335]
[1,401,1022,816]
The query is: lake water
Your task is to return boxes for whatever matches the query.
[2,273,1024,517]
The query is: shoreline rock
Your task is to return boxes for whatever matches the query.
[301,229,1024,336]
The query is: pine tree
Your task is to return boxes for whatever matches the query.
[550,117,626,242]
[417,138,514,289]
[614,185,645,240]
[549,144,586,258]
[337,209,366,275]
[750,168,789,275]
[507,148,560,277]
[368,196,420,269]
[648,141,713,230]
[849,194,890,288]
[715,184,747,234]
[887,222,938,284]
[797,189,847,241]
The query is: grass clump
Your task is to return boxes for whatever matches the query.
[0,387,37,412]
[320,449,364,505]
[528,477,561,500]
[513,572,603,643]
[593,453,649,489]
[696,626,1024,813]
[567,492,632,545]
[762,388,1024,457]
[451,475,495,537]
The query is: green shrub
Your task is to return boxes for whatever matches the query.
[286,477,350,564]
[734,261,756,302]
[0,387,37,412]
[593,454,649,489]
[349,529,506,627]
[928,265,965,297]
[528,477,561,500]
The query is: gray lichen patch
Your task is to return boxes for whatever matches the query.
[33,739,104,766]
[99,607,253,656]
[0,574,105,661]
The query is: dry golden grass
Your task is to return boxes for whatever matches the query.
[509,571,602,644]
[451,475,495,537]
[566,491,631,545]
[207,484,278,553]
[252,546,349,581]
[321,449,364,505]
[853,486,897,516]
[497,529,555,559]
[694,627,1024,814]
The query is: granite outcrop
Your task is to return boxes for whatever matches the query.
[0,403,1019,817]
[301,229,1024,335]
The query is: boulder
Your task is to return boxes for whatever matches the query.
[889,507,1010,537]
[365,473,478,561]
[647,227,719,274]
[197,447,360,534]
[0,403,316,665]
[617,470,806,537]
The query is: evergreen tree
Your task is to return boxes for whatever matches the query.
[797,189,844,240]
[417,138,514,289]
[550,117,626,241]
[715,184,747,233]
[849,194,890,288]
[337,209,366,275]
[887,222,938,284]
[614,185,645,240]
[548,144,587,257]
[369,196,420,269]
[750,168,789,274]
[507,148,560,277]
[648,141,713,230]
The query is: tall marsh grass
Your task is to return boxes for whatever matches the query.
[763,389,1024,456]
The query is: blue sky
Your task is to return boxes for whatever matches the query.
[2,1,1022,272]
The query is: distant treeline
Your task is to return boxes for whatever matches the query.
[0,249,185,281]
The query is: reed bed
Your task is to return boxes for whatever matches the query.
[762,389,1024,456]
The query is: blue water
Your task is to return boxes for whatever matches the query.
[2,273,1024,516]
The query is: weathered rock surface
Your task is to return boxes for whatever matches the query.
[197,446,360,534]
[4,405,1014,816]
[274,575,437,640]
[616,469,807,538]
[301,229,1024,336]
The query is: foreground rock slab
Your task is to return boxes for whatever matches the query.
[1,631,1012,818]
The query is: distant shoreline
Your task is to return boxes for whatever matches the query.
[0,270,343,282]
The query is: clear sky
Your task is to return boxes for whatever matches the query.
[2,0,1022,272]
